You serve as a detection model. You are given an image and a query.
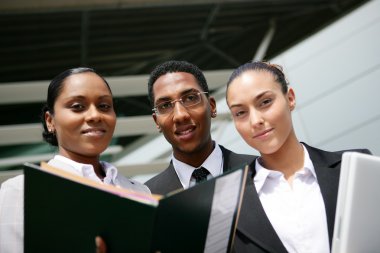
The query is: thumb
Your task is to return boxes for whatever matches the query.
[95,236,107,253]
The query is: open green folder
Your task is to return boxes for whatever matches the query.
[24,162,248,253]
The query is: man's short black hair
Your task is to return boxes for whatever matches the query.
[148,60,209,107]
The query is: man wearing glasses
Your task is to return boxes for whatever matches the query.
[95,61,255,252]
[145,60,255,194]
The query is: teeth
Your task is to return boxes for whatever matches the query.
[84,130,104,135]
[178,128,193,135]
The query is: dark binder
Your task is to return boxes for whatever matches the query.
[24,162,247,253]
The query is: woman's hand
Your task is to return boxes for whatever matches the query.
[95,236,107,253]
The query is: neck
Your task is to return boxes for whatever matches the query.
[173,140,214,168]
[260,132,304,181]
[58,150,104,179]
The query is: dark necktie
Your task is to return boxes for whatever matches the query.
[192,167,210,184]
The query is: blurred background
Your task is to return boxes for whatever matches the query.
[1,0,379,184]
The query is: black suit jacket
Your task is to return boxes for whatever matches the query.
[145,145,256,195]
[233,143,371,253]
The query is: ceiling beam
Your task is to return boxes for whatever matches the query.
[0,112,231,146]
[253,18,276,61]
[0,69,232,104]
[200,4,221,41]
[0,0,260,13]
[0,116,156,145]
[0,145,123,168]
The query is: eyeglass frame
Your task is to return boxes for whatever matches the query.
[152,91,209,115]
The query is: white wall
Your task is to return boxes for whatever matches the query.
[272,0,380,155]
[216,0,380,156]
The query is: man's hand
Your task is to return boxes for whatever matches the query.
[95,236,107,253]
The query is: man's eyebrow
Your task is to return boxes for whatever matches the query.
[155,88,200,102]
[180,88,200,95]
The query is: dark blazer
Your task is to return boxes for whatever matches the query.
[233,143,371,253]
[145,144,256,195]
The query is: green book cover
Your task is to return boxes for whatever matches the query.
[24,162,247,253]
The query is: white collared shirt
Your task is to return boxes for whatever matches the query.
[254,145,330,253]
[47,155,150,193]
[172,142,224,189]
[49,155,118,185]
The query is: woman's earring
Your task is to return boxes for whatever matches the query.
[212,111,217,118]
[290,102,296,111]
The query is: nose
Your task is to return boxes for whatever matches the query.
[86,105,101,122]
[249,110,264,128]
[172,101,190,123]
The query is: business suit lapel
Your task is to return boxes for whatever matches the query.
[304,143,342,247]
[158,162,184,193]
[221,146,237,173]
[221,146,285,251]
[236,164,288,253]
[220,145,254,173]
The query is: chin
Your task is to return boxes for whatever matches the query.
[177,143,201,154]
[251,144,274,155]
[261,147,281,155]
[84,146,107,156]
[83,151,102,157]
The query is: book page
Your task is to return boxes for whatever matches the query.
[203,168,244,253]
[37,162,161,205]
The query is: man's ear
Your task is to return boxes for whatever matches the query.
[152,113,161,133]
[287,87,296,111]
[208,96,217,116]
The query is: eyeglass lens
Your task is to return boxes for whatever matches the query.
[156,92,203,115]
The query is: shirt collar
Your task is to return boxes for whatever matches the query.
[100,161,119,184]
[172,142,223,189]
[254,144,316,193]
[303,146,317,178]
[52,155,119,184]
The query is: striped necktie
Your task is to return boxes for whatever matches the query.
[192,167,210,184]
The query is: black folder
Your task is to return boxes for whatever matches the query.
[24,162,247,253]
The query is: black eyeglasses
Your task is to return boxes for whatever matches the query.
[152,91,208,115]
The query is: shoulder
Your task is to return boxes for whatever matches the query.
[99,161,151,194]
[303,142,371,166]
[144,164,181,195]
[115,174,151,194]
[145,165,173,187]
[219,145,256,163]
[304,142,371,156]
[0,175,24,209]
[0,175,24,192]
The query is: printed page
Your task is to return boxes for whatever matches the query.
[203,169,244,253]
